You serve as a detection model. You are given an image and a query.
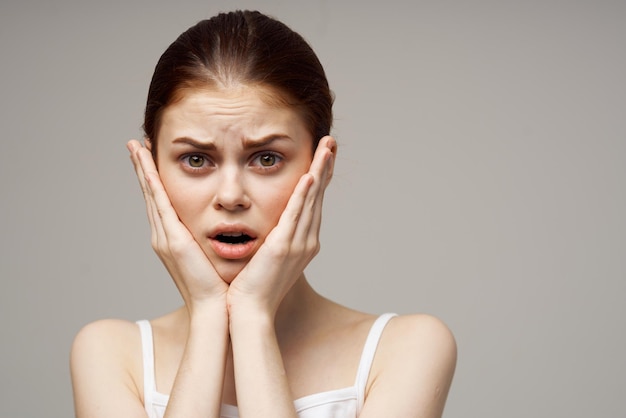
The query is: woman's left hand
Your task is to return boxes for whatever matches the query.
[226,136,336,318]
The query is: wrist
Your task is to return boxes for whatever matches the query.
[187,298,229,325]
[228,303,275,332]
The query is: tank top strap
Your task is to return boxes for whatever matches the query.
[136,320,157,418]
[354,313,397,414]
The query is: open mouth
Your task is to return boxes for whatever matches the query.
[215,232,254,244]
[209,228,258,259]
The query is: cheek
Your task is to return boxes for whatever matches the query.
[159,172,209,229]
[252,171,306,227]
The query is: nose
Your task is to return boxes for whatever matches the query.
[212,166,251,211]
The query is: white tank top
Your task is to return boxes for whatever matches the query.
[137,313,396,418]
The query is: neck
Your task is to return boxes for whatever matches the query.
[274,274,326,338]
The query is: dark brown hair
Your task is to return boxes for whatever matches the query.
[143,10,334,156]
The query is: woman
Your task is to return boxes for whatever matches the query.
[70,10,456,418]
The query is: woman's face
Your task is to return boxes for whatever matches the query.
[152,86,314,283]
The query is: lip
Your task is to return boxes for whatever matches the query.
[207,223,258,260]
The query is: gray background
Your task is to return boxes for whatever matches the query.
[1,0,624,417]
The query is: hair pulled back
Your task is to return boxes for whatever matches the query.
[143,10,334,155]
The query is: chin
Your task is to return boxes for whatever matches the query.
[198,243,249,284]
[214,260,248,284]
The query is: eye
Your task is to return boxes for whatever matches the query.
[188,155,205,167]
[259,153,277,166]
[252,152,283,170]
[180,153,212,173]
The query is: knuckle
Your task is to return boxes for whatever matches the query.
[150,234,159,252]
[311,241,321,256]
[304,239,320,257]
[156,206,168,219]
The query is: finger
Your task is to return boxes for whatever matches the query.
[292,137,334,242]
[309,136,334,182]
[128,140,160,238]
[136,148,187,244]
[307,152,333,239]
[258,136,334,248]
[265,173,314,245]
[130,142,169,250]
[318,136,336,186]
[308,137,336,235]
[127,140,149,199]
[308,136,335,202]
[299,136,334,220]
[144,172,166,250]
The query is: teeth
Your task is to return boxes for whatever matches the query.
[219,232,244,237]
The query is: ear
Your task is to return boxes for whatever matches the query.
[324,135,337,186]
[144,137,153,152]
[143,137,159,168]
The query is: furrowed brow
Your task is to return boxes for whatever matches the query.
[243,134,293,149]
[172,137,216,151]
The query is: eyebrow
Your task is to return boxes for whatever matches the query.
[172,137,216,150]
[242,134,293,149]
[172,134,293,150]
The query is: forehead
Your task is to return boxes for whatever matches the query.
[157,85,311,143]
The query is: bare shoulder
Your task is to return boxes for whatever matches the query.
[377,313,457,382]
[70,319,146,417]
[72,317,141,341]
[361,314,457,418]
[71,318,142,368]
[384,313,457,357]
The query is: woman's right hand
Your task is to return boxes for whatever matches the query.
[127,139,229,312]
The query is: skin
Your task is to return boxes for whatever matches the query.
[70,85,457,418]
[152,86,325,289]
